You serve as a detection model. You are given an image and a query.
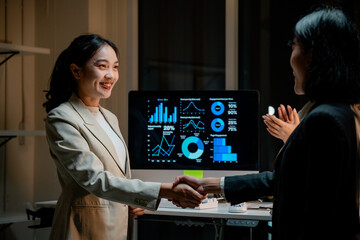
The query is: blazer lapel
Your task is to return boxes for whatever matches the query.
[68,94,126,175]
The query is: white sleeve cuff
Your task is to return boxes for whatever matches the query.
[220,177,225,195]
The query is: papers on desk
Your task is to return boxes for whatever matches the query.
[159,198,218,210]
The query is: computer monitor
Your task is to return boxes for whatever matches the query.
[128,90,259,182]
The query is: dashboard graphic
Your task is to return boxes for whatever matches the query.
[149,102,177,123]
[152,134,176,157]
[182,101,205,113]
[128,91,259,170]
[182,120,205,130]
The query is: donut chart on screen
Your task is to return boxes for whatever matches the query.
[211,101,225,115]
[211,118,225,132]
[181,136,204,159]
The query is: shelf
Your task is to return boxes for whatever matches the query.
[0,130,45,147]
[0,42,50,55]
[0,130,45,137]
[0,42,50,66]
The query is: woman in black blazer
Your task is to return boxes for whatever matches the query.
[176,7,360,240]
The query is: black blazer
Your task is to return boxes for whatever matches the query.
[224,103,360,240]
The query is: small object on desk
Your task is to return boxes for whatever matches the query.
[247,200,273,209]
[228,202,248,213]
[159,198,218,210]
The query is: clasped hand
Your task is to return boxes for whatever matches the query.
[166,175,221,208]
[159,180,206,209]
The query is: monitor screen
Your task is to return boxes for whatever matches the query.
[128,90,259,172]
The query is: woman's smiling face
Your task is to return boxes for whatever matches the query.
[74,44,119,106]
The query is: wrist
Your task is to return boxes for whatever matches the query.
[202,177,221,194]
[159,183,173,199]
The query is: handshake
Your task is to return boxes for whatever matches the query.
[158,175,222,209]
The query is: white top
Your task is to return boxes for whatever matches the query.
[87,106,126,171]
[220,177,225,195]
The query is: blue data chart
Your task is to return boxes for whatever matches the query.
[211,118,225,132]
[152,135,176,157]
[149,102,177,123]
[213,138,237,162]
[211,101,225,115]
[182,101,205,113]
[182,120,205,130]
[181,136,204,159]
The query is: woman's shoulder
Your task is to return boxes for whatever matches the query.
[46,101,84,126]
[303,103,355,132]
[47,101,75,117]
[309,103,353,119]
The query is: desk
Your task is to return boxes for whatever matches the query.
[35,201,271,221]
[139,203,271,240]
[147,203,271,221]
[35,201,272,240]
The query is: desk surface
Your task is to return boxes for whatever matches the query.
[35,201,272,221]
[147,203,271,221]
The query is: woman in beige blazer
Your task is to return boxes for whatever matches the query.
[43,34,204,240]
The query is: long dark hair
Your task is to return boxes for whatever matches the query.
[43,34,118,113]
[294,7,360,104]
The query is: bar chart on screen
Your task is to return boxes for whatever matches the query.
[213,138,237,162]
[149,102,177,124]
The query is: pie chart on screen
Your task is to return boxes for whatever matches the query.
[181,136,204,159]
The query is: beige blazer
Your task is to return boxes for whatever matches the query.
[46,94,161,240]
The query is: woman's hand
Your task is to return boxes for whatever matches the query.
[128,206,146,216]
[173,175,221,195]
[159,182,206,209]
[262,104,300,143]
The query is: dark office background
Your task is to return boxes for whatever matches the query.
[137,0,360,239]
[139,0,360,172]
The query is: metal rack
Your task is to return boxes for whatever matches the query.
[0,43,50,226]
[0,42,50,66]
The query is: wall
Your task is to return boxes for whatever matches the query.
[0,0,38,239]
[0,0,133,239]
[0,0,36,219]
